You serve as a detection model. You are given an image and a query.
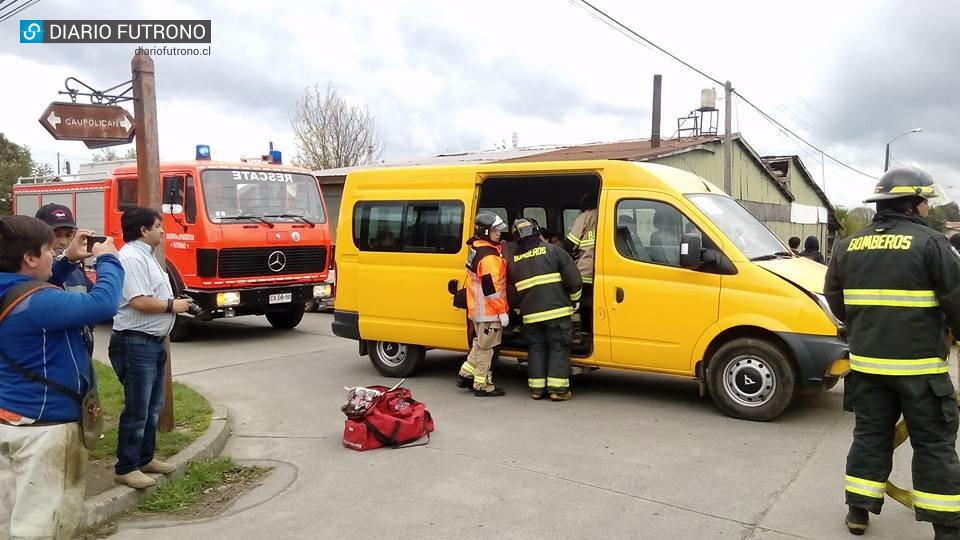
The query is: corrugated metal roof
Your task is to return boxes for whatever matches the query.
[495,136,720,163]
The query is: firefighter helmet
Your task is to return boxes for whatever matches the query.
[511,218,539,240]
[474,212,507,239]
[863,165,936,203]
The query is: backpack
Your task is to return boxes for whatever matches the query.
[342,385,434,451]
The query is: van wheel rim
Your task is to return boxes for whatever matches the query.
[723,355,776,408]
[376,342,406,367]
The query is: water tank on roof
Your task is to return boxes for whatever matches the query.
[700,88,717,110]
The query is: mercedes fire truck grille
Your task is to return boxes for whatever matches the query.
[217,246,327,278]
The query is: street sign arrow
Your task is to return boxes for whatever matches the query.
[38,102,135,142]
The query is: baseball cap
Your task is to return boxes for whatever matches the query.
[35,203,78,230]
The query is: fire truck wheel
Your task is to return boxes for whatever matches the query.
[706,337,796,422]
[368,341,425,377]
[266,304,306,329]
[169,315,192,342]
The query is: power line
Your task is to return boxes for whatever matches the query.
[573,0,878,180]
[0,0,38,22]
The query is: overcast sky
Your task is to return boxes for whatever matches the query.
[1,0,957,207]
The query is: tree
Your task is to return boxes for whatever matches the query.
[835,206,875,238]
[31,162,53,177]
[91,147,119,162]
[940,202,960,223]
[123,147,137,159]
[291,84,384,170]
[0,133,33,216]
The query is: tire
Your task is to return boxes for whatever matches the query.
[165,264,191,342]
[706,337,796,421]
[169,315,191,342]
[368,340,425,377]
[266,304,305,329]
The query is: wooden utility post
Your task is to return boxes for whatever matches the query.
[132,52,174,432]
[651,74,662,148]
[723,80,733,196]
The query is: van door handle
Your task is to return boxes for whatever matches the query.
[615,287,624,303]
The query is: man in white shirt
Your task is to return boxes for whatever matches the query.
[110,206,193,489]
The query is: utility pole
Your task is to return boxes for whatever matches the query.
[884,143,891,172]
[57,152,60,175]
[132,52,174,432]
[651,74,662,148]
[723,81,733,195]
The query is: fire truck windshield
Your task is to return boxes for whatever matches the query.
[202,169,326,224]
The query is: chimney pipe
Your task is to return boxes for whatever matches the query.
[651,74,662,148]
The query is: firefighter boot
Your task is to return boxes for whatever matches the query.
[456,375,473,389]
[844,506,868,536]
[934,524,960,540]
[530,390,546,400]
[473,386,506,397]
[549,391,573,401]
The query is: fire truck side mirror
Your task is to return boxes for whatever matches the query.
[162,176,184,214]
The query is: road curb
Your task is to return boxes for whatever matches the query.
[79,390,231,533]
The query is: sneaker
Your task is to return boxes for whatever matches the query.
[549,391,572,401]
[530,391,546,400]
[934,524,960,540]
[473,386,506,397]
[115,470,156,489]
[140,458,177,475]
[456,375,474,389]
[844,506,868,536]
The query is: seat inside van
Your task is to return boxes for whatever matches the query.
[475,173,601,357]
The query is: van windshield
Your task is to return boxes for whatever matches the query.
[201,169,326,224]
[686,194,790,261]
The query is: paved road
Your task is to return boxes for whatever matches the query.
[94,313,937,539]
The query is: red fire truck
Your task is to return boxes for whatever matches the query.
[13,156,333,341]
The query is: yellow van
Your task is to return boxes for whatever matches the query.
[332,160,848,421]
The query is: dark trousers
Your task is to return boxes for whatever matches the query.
[844,371,960,526]
[580,283,593,335]
[108,333,167,475]
[525,317,573,394]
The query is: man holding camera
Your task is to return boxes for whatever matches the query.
[110,206,193,489]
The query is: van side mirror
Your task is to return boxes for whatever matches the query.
[679,233,704,269]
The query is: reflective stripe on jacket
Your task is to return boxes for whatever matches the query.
[824,211,960,375]
[566,209,597,283]
[465,238,508,322]
[506,238,582,324]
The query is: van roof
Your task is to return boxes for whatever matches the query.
[345,159,726,197]
[112,161,314,176]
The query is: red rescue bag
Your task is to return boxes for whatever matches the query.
[342,385,434,451]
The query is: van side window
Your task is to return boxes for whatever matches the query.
[615,200,700,267]
[522,207,547,228]
[562,208,580,233]
[479,207,507,224]
[353,200,464,253]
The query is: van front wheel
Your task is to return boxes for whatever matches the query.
[368,341,425,377]
[706,337,796,421]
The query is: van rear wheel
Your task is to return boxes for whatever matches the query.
[706,337,795,421]
[368,341,425,377]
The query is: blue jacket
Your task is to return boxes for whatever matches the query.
[0,254,123,422]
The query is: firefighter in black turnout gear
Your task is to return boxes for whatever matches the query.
[506,218,582,401]
[824,166,960,539]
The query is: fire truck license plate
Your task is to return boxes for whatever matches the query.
[269,293,293,304]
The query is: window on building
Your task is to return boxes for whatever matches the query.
[353,200,464,253]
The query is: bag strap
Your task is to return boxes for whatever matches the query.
[363,417,431,449]
[0,280,83,403]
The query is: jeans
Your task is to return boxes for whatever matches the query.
[108,333,166,475]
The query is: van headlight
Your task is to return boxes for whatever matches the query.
[813,293,843,329]
[313,284,332,298]
[216,291,241,306]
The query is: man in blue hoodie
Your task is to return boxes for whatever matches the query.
[0,215,122,540]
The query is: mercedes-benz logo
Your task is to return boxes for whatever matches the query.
[267,250,287,272]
